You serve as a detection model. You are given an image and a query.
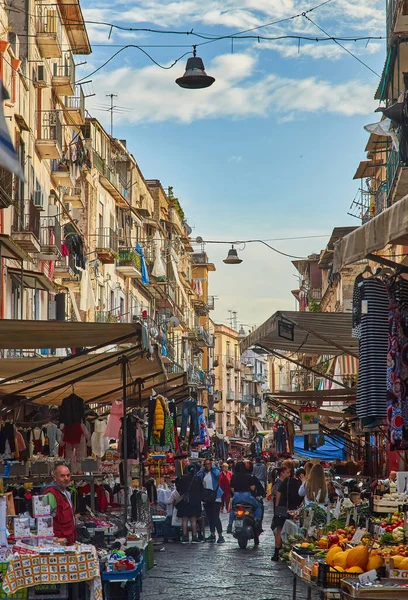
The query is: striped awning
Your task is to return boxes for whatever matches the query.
[339,354,359,375]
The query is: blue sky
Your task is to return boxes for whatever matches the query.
[78,0,385,330]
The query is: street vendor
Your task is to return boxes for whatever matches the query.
[42,465,76,544]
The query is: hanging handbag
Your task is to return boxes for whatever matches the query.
[176,474,195,506]
[274,478,290,518]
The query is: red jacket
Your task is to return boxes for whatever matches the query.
[43,486,76,544]
[219,471,232,494]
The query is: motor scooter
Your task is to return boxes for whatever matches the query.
[233,503,260,549]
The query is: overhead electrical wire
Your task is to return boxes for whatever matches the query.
[303,14,382,78]
[4,0,385,84]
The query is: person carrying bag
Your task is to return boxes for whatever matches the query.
[175,464,204,544]
[197,459,225,544]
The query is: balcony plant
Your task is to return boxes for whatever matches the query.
[118,249,141,270]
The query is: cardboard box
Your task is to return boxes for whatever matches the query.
[32,495,51,518]
[14,517,30,539]
[37,516,54,538]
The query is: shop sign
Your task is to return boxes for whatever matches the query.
[300,406,319,433]
[278,319,294,341]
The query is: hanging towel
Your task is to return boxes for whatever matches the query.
[135,243,149,284]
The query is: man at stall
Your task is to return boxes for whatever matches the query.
[43,465,76,544]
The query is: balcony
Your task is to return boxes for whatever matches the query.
[95,309,125,323]
[0,167,12,208]
[241,394,253,404]
[253,373,266,384]
[12,200,41,253]
[387,0,408,42]
[184,326,213,347]
[64,89,85,126]
[226,356,234,369]
[92,150,127,207]
[39,216,61,260]
[51,58,75,96]
[187,365,206,387]
[62,186,83,209]
[35,111,63,160]
[207,296,215,310]
[51,159,73,187]
[36,7,62,58]
[116,248,142,278]
[54,254,77,279]
[226,390,235,401]
[95,227,118,264]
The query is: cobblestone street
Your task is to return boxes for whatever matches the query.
[144,504,319,600]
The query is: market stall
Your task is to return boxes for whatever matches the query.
[279,475,408,600]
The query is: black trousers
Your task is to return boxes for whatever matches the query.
[204,501,222,535]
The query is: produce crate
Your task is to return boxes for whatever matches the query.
[341,577,408,598]
[317,564,359,589]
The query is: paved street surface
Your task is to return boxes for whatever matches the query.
[144,503,319,600]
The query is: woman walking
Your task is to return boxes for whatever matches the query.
[219,463,232,513]
[198,458,225,544]
[271,460,301,561]
[176,464,204,544]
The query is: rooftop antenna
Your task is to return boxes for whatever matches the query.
[106,93,118,136]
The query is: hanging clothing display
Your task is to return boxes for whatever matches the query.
[91,419,109,457]
[285,420,295,454]
[180,399,199,438]
[274,422,287,455]
[105,400,123,439]
[387,277,408,448]
[60,393,85,425]
[353,276,389,423]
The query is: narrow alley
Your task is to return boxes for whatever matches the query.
[144,505,318,600]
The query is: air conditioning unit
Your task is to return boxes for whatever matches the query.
[33,190,44,209]
[35,65,46,87]
[64,202,73,214]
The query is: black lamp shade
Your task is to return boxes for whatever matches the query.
[176,56,215,89]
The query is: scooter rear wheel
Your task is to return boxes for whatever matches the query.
[238,535,248,549]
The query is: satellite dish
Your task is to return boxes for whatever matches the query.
[195,236,204,244]
[169,316,180,327]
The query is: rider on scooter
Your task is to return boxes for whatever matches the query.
[227,461,262,534]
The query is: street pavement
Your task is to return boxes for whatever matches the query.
[143,502,320,600]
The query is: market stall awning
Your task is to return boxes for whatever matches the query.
[0,347,165,405]
[333,194,408,272]
[7,268,59,293]
[294,435,345,460]
[240,311,358,357]
[0,319,142,349]
[0,234,31,262]
[268,389,356,404]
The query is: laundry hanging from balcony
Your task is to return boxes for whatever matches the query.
[150,231,166,279]
[135,243,149,284]
[79,266,96,312]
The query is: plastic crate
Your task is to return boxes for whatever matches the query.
[317,564,359,589]
[144,541,154,572]
[102,573,142,600]
[28,584,68,600]
[101,561,143,582]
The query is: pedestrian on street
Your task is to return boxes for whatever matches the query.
[227,461,263,534]
[176,464,204,544]
[197,458,225,544]
[271,461,301,562]
[253,456,267,490]
[219,463,232,513]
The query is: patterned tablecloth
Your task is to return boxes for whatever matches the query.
[1,545,102,600]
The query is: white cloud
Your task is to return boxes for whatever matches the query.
[87,52,377,125]
[228,155,243,163]
[261,40,383,61]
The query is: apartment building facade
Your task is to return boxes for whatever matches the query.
[0,0,216,403]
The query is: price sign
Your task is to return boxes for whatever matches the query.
[351,527,367,545]
[358,570,378,585]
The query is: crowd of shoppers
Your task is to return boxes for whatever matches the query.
[168,453,351,558]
